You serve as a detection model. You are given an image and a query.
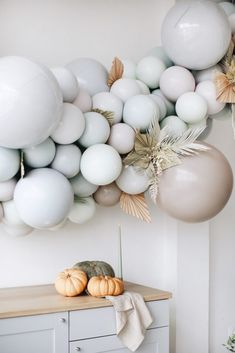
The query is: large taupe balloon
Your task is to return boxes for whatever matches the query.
[93,183,121,207]
[157,143,233,223]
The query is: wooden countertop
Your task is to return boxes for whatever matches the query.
[0,282,172,319]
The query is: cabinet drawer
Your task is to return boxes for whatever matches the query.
[69,300,169,341]
[70,327,169,353]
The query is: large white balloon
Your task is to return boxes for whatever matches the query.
[136,56,166,89]
[51,144,82,178]
[80,144,122,185]
[70,173,98,197]
[0,178,17,201]
[14,168,73,228]
[196,80,225,115]
[50,103,85,144]
[110,78,141,103]
[92,92,123,124]
[51,67,79,103]
[78,112,110,148]
[0,56,63,148]
[0,147,20,182]
[23,138,56,168]
[161,1,231,70]
[175,92,208,124]
[68,197,96,224]
[108,123,135,154]
[116,166,149,194]
[66,58,109,96]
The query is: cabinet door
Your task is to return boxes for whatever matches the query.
[0,312,68,353]
[70,327,169,353]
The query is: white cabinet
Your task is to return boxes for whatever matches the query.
[0,312,68,353]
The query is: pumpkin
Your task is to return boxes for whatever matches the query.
[87,275,124,297]
[55,268,87,297]
[73,260,115,280]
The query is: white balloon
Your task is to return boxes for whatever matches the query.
[70,173,98,197]
[136,80,150,95]
[14,168,73,228]
[229,13,235,34]
[160,115,188,137]
[66,57,109,96]
[108,123,135,154]
[116,166,149,194]
[210,105,231,120]
[69,197,96,224]
[0,147,20,182]
[0,178,17,201]
[152,89,175,116]
[2,199,26,226]
[3,223,34,237]
[51,67,79,103]
[219,2,235,16]
[148,94,167,121]
[121,59,136,79]
[23,138,56,168]
[193,64,223,84]
[196,80,225,115]
[51,144,82,178]
[110,78,141,103]
[80,144,122,185]
[146,46,173,68]
[78,112,110,148]
[123,94,160,130]
[0,56,62,148]
[161,1,231,70]
[176,92,208,124]
[50,103,85,144]
[73,88,92,113]
[92,92,123,124]
[159,66,195,102]
[136,56,166,89]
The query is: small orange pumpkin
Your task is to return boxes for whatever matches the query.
[87,275,124,297]
[55,268,87,297]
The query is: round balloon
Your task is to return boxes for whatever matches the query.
[70,173,98,197]
[160,115,188,137]
[157,143,233,222]
[136,56,166,89]
[0,56,63,148]
[148,94,167,121]
[93,182,122,206]
[3,223,34,237]
[196,80,225,115]
[14,168,74,228]
[136,80,150,95]
[50,103,85,144]
[80,144,122,185]
[23,138,56,168]
[175,92,208,124]
[108,123,135,154]
[51,67,79,103]
[51,144,82,178]
[146,46,173,68]
[152,89,175,116]
[92,92,123,124]
[73,88,92,113]
[0,178,17,201]
[66,57,109,96]
[161,1,231,70]
[68,197,96,224]
[110,78,141,103]
[116,166,149,194]
[0,147,20,182]
[2,199,27,226]
[193,64,222,84]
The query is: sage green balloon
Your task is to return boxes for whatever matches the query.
[157,143,233,223]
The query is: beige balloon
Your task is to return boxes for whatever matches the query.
[157,143,233,223]
[93,183,121,207]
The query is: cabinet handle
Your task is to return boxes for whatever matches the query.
[59,318,66,323]
[75,348,81,351]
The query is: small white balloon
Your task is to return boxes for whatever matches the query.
[160,66,195,102]
[2,199,26,226]
[69,197,96,224]
[121,59,136,79]
[176,92,208,124]
[152,89,175,116]
[51,67,79,103]
[14,168,73,229]
[136,80,150,94]
[23,138,56,168]
[73,88,92,113]
[193,64,223,84]
[108,123,135,154]
[78,112,110,148]
[80,144,122,185]
[196,80,225,115]
[51,144,82,178]
[219,2,235,16]
[70,173,98,197]
[136,56,166,89]
[92,92,123,124]
[160,115,188,137]
[146,46,173,68]
[3,223,34,237]
[0,147,20,182]
[0,178,17,201]
[110,78,141,103]
[123,94,160,130]
[148,94,167,121]
[50,103,85,144]
[116,166,149,195]
[209,105,231,120]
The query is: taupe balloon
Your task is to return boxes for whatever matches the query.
[93,183,121,207]
[157,143,233,223]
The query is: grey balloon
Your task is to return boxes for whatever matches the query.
[157,143,233,223]
[94,183,121,207]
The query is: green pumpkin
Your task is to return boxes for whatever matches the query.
[73,261,115,280]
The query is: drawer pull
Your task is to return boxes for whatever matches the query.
[75,348,81,351]
[59,318,66,323]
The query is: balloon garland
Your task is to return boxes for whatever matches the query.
[0,0,234,236]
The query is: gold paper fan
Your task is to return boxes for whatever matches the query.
[107,57,124,87]
[120,192,151,223]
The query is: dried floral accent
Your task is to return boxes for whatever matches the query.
[215,59,235,103]
[107,57,124,87]
[124,122,209,203]
[20,151,25,178]
[91,108,114,126]
[74,196,88,204]
[120,192,151,223]
[220,40,234,73]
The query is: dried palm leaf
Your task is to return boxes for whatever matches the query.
[120,192,151,223]
[91,108,114,125]
[215,59,235,103]
[107,57,124,87]
[20,151,25,178]
[220,40,234,72]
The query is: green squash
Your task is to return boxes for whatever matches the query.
[73,261,115,280]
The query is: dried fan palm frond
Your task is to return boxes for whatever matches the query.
[120,192,151,223]
[215,59,235,103]
[20,151,25,178]
[220,40,234,72]
[91,108,114,125]
[107,57,124,87]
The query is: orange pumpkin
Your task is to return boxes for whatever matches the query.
[87,275,124,297]
[55,268,87,297]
